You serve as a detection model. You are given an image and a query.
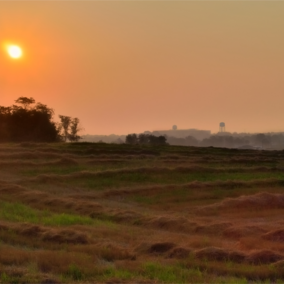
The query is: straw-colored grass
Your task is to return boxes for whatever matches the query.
[0,142,283,283]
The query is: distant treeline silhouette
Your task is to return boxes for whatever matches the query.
[0,97,81,142]
[167,133,284,149]
[82,132,284,149]
[126,133,167,146]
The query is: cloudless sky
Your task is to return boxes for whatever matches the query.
[1,1,284,134]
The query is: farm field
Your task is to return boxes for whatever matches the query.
[1,142,284,283]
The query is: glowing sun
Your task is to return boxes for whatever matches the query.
[7,45,22,59]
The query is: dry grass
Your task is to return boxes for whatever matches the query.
[262,229,284,242]
[197,191,284,215]
[0,221,91,244]
[0,143,284,283]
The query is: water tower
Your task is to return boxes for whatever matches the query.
[219,122,225,132]
[172,125,177,130]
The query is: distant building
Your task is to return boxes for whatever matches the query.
[148,128,211,141]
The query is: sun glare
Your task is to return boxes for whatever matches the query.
[7,45,22,59]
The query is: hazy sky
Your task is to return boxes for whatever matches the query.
[1,1,284,135]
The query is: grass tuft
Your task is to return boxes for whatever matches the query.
[0,201,99,226]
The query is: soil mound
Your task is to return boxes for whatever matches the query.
[95,242,136,261]
[262,229,284,242]
[227,251,246,263]
[149,242,176,254]
[195,247,230,261]
[245,250,284,264]
[223,225,266,239]
[112,210,143,223]
[195,247,246,262]
[135,242,176,255]
[145,216,196,233]
[74,201,103,215]
[41,229,90,244]
[18,224,45,236]
[167,247,192,259]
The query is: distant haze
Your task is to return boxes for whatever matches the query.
[1,2,284,135]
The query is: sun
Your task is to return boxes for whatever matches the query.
[7,45,23,59]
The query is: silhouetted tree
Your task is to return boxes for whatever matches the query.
[138,134,150,145]
[125,134,138,145]
[58,115,71,142]
[15,97,35,109]
[58,116,83,142]
[148,135,167,145]
[0,97,58,142]
[126,133,167,146]
[185,135,199,146]
[254,133,270,148]
[69,118,82,142]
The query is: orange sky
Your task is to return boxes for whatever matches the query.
[1,1,284,135]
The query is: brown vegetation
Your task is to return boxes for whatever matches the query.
[0,143,284,283]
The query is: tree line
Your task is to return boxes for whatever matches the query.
[167,133,284,149]
[0,97,81,142]
[125,133,167,146]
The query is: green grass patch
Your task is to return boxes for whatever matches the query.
[0,201,111,227]
[143,261,203,283]
[83,262,276,283]
[101,267,135,281]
